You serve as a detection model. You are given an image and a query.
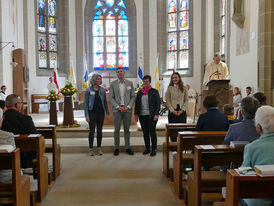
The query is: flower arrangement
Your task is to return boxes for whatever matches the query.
[59,79,79,96]
[46,91,61,101]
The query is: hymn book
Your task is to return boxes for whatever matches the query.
[0,145,15,153]
[254,165,274,177]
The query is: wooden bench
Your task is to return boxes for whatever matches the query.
[187,145,244,206]
[31,94,48,113]
[15,134,48,202]
[173,131,227,199]
[0,149,30,206]
[36,125,61,181]
[225,169,274,206]
[163,123,196,178]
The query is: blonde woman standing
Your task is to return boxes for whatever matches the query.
[166,72,189,141]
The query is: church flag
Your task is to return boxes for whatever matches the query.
[82,56,89,90]
[154,53,160,90]
[137,66,143,88]
[70,59,77,98]
[53,63,59,91]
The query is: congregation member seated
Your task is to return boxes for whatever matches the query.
[253,92,267,105]
[240,106,274,206]
[223,97,260,145]
[196,95,229,131]
[0,130,16,183]
[1,94,39,167]
[223,104,240,124]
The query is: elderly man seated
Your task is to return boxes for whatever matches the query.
[240,105,274,206]
[223,96,260,145]
[1,94,39,167]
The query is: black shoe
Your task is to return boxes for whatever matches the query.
[142,149,150,155]
[125,149,134,155]
[114,149,119,156]
[150,150,156,157]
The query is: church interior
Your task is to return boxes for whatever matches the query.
[0,0,274,205]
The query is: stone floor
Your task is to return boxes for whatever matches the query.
[40,152,182,206]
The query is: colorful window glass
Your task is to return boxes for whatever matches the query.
[167,0,190,70]
[92,0,128,70]
[220,0,226,56]
[37,0,58,69]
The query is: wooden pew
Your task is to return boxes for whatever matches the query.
[163,123,196,178]
[36,125,61,181]
[0,148,30,206]
[225,169,274,206]
[173,131,227,199]
[15,134,48,202]
[187,145,244,206]
[31,94,48,113]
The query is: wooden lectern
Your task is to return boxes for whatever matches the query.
[201,80,232,113]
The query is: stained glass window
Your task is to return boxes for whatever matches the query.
[167,0,190,70]
[220,0,225,57]
[37,0,58,69]
[92,0,128,70]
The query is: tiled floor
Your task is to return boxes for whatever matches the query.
[40,152,181,206]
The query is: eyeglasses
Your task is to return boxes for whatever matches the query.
[17,102,23,105]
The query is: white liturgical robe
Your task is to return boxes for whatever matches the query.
[203,61,230,85]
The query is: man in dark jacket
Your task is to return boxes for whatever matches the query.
[1,94,38,167]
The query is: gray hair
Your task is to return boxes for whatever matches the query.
[240,96,260,119]
[255,106,274,133]
[6,94,20,107]
[89,74,102,86]
[214,52,221,59]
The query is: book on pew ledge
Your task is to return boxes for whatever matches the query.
[28,134,41,138]
[0,145,15,153]
[235,167,256,176]
[230,141,249,148]
[254,165,274,177]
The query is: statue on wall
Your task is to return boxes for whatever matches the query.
[232,0,245,28]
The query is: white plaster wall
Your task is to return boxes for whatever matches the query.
[229,0,258,95]
[1,0,24,94]
[205,0,214,62]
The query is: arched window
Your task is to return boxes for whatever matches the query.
[167,0,189,71]
[92,0,128,70]
[220,0,226,58]
[37,0,58,69]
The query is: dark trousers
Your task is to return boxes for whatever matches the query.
[88,111,105,148]
[168,111,187,142]
[139,115,158,151]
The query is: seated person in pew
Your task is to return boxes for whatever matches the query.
[223,104,240,125]
[1,94,39,167]
[196,95,229,131]
[240,105,274,206]
[0,130,16,183]
[223,97,260,145]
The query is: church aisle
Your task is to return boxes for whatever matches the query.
[40,152,180,206]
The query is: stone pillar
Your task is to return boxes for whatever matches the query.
[258,0,274,105]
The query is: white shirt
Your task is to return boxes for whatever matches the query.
[47,82,57,93]
[118,80,125,106]
[0,92,6,100]
[187,88,196,99]
[203,61,230,85]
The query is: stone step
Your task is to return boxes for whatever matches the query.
[48,136,165,153]
[56,129,166,138]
